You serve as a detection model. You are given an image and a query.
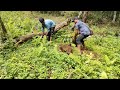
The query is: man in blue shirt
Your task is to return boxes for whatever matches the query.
[71,17,91,54]
[39,17,56,41]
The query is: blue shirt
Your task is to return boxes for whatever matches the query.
[41,19,56,32]
[75,20,90,35]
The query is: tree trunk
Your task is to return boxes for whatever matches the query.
[0,16,7,34]
[112,11,117,23]
[82,11,89,23]
[0,16,7,42]
[78,11,83,18]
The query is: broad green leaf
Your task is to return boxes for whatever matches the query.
[100,71,108,79]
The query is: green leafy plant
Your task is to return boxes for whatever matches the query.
[0,11,120,79]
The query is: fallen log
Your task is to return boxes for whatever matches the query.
[54,18,71,32]
[15,33,36,46]
[14,18,71,46]
[15,32,47,46]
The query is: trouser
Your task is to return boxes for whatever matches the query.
[47,27,55,41]
[76,34,89,45]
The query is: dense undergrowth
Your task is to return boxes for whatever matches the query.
[0,11,120,79]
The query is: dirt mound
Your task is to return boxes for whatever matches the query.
[59,43,73,55]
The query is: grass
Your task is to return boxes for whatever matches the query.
[0,11,120,79]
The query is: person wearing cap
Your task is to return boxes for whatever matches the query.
[39,17,56,41]
[71,17,91,54]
